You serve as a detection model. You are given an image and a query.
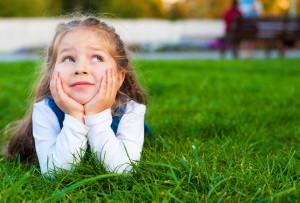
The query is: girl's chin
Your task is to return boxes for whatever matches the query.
[73,96,93,105]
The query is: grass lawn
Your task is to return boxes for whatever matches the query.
[0,58,300,202]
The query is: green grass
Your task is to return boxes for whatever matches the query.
[1,58,300,202]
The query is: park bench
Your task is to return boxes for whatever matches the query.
[221,16,300,58]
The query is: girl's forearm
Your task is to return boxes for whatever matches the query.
[33,102,89,174]
[85,103,145,173]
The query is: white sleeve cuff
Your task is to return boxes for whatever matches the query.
[64,114,89,135]
[84,109,112,127]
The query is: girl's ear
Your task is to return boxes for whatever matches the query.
[117,70,125,88]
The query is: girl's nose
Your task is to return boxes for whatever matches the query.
[75,70,88,75]
[75,61,89,75]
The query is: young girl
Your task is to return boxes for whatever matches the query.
[6,16,147,175]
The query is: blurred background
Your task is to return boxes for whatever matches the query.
[0,0,299,57]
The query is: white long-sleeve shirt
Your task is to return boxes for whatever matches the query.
[32,99,145,175]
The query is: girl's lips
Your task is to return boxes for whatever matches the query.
[70,81,93,87]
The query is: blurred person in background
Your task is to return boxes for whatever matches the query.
[224,0,243,35]
[219,0,243,57]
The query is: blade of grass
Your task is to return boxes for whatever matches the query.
[42,173,124,203]
[207,177,231,197]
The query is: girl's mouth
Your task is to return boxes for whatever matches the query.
[70,81,93,87]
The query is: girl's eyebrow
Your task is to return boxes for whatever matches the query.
[87,46,105,52]
[87,46,110,57]
[58,47,75,55]
[57,46,107,56]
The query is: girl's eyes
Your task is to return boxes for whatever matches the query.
[91,55,103,62]
[63,57,75,63]
[61,55,103,63]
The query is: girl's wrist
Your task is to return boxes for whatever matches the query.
[69,112,85,123]
[85,107,107,115]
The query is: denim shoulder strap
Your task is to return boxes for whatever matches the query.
[111,104,127,135]
[47,97,125,135]
[47,98,65,129]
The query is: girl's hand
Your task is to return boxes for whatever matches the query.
[84,68,119,115]
[50,72,85,123]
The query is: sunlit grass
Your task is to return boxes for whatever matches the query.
[1,59,300,202]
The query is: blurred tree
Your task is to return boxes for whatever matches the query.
[250,0,300,16]
[59,0,104,15]
[144,0,166,18]
[168,2,188,20]
[0,0,61,17]
[108,0,165,18]
[178,0,300,18]
[183,0,231,19]
[207,0,231,18]
[0,0,165,18]
[0,0,299,18]
[199,0,220,18]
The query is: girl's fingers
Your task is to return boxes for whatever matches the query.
[56,74,64,97]
[50,72,58,99]
[111,69,117,97]
[52,72,66,103]
[50,74,54,94]
[106,69,113,98]
[107,68,118,100]
[100,72,107,97]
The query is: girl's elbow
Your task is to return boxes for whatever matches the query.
[106,155,140,173]
[106,162,134,173]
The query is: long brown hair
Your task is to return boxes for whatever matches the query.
[5,16,147,163]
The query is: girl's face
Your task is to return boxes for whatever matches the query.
[54,28,121,105]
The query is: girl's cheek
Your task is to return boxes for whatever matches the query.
[54,63,63,72]
[96,70,106,81]
[60,78,69,92]
[55,70,67,88]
